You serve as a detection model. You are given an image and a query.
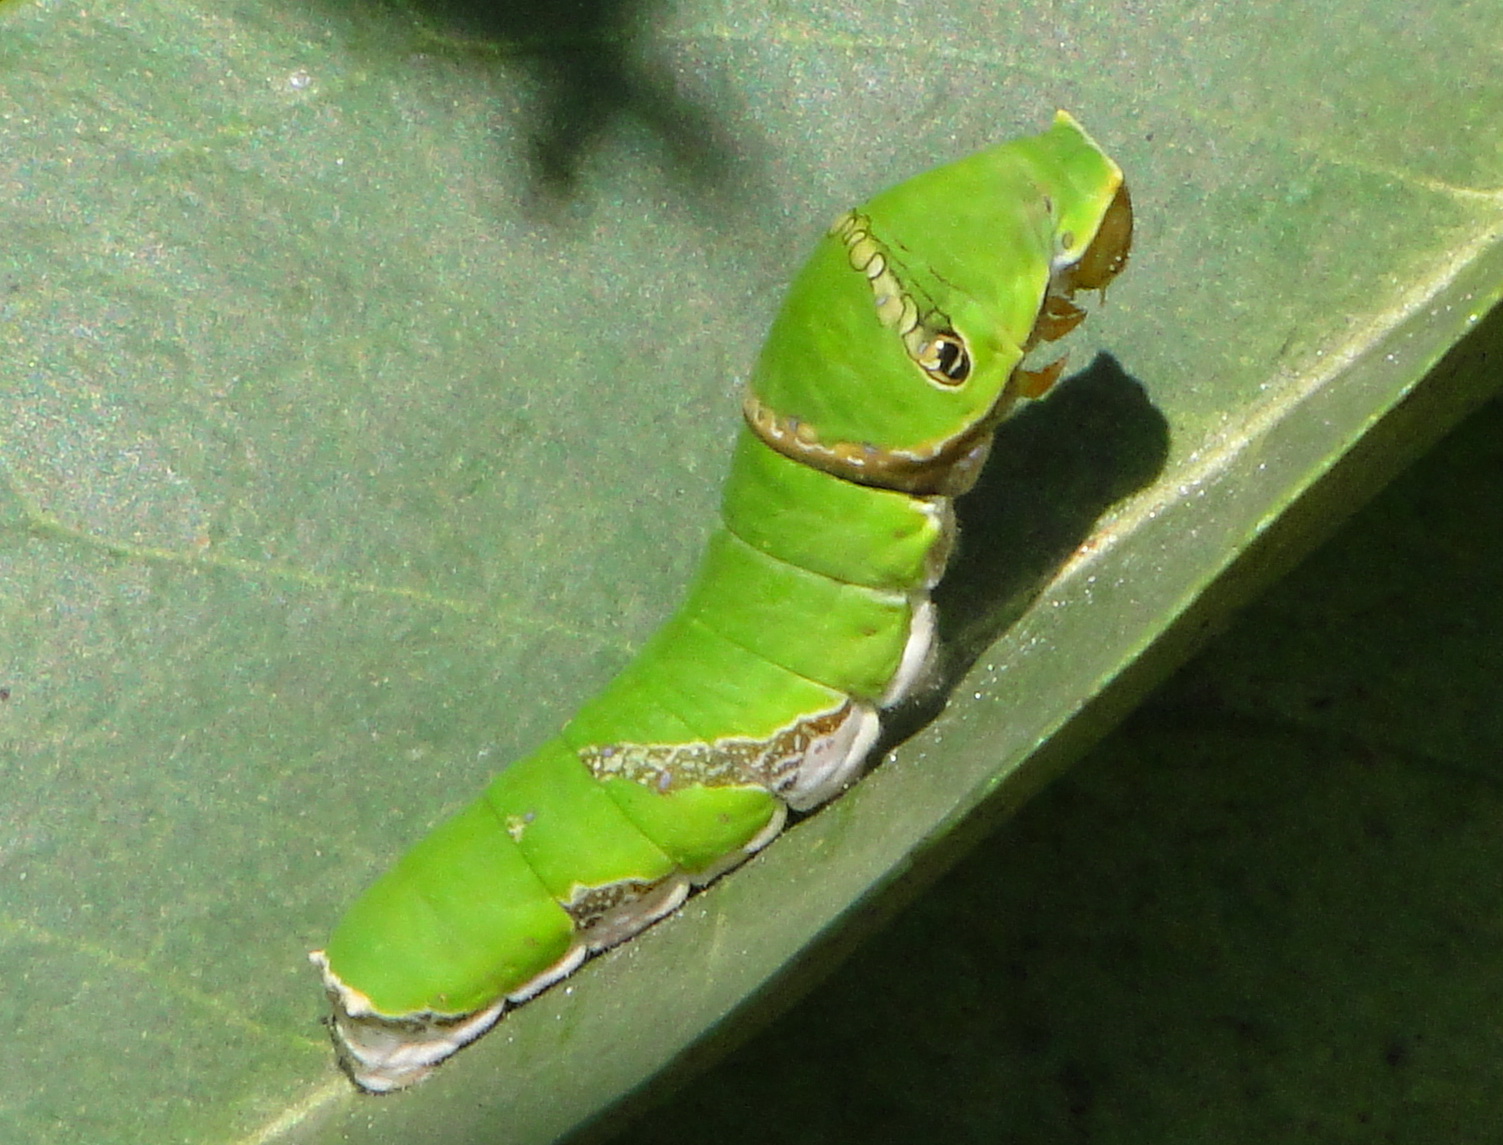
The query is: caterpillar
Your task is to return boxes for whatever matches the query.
[312,111,1133,1092]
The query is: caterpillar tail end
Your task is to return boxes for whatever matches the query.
[309,950,505,1094]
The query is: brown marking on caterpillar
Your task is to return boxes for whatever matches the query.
[578,703,854,796]
[830,211,970,388]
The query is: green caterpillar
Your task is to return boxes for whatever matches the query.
[313,111,1133,1092]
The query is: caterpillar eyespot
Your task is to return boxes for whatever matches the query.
[313,110,1133,1093]
[919,331,971,385]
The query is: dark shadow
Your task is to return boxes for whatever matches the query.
[399,0,752,204]
[941,352,1170,656]
[882,353,1170,745]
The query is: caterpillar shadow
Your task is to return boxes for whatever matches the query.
[884,352,1170,745]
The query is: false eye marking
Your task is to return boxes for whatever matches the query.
[917,331,970,384]
[831,211,971,388]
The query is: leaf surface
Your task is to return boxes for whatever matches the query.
[0,0,1498,1141]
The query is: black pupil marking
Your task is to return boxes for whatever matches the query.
[927,334,969,383]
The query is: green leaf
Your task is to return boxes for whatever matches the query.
[0,1,1498,1143]
[601,398,1503,1142]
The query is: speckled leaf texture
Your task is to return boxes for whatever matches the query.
[0,0,1498,1142]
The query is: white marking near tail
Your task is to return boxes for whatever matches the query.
[879,596,937,709]
[782,703,881,811]
[577,874,691,952]
[310,943,585,1093]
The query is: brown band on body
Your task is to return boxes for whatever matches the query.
[742,391,1013,497]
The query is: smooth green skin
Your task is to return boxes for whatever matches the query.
[322,435,926,1014]
[751,111,1123,455]
[322,112,1124,1021]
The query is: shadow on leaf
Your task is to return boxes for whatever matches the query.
[940,352,1169,662]
[399,0,748,202]
[875,354,1169,747]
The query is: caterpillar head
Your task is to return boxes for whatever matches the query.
[746,111,1131,495]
